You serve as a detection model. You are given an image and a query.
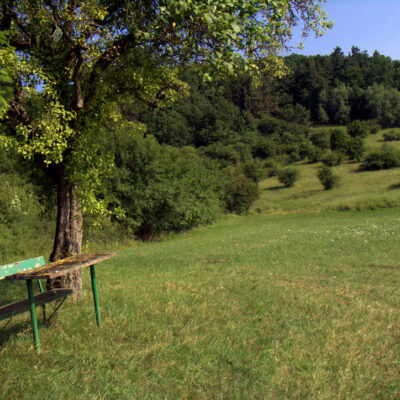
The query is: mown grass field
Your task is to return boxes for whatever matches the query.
[1,208,400,399]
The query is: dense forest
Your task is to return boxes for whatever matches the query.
[2,47,400,259]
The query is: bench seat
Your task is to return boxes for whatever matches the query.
[0,288,73,321]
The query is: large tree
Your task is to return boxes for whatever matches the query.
[0,0,331,296]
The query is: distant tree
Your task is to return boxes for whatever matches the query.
[317,165,339,190]
[347,120,368,138]
[329,84,351,124]
[330,128,350,151]
[360,146,400,170]
[277,167,299,187]
[316,104,329,124]
[346,137,366,162]
[365,84,400,127]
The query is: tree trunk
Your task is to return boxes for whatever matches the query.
[48,166,83,299]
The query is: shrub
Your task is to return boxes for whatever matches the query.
[252,137,277,159]
[347,120,368,138]
[222,167,259,214]
[317,166,339,190]
[310,130,331,149]
[359,146,400,171]
[280,142,301,162]
[383,130,400,141]
[299,140,322,163]
[277,168,299,188]
[112,132,222,239]
[321,151,343,167]
[200,143,241,167]
[257,115,308,137]
[241,159,266,184]
[368,120,381,134]
[346,137,366,162]
[276,104,311,125]
[264,159,279,177]
[330,128,350,151]
[0,171,54,262]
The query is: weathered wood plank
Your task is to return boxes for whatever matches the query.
[0,257,45,280]
[5,252,116,280]
[0,289,73,321]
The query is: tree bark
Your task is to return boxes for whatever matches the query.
[48,166,83,299]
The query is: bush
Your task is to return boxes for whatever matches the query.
[200,143,241,167]
[252,137,277,159]
[346,137,366,162]
[264,159,279,177]
[310,130,331,150]
[359,146,400,171]
[317,166,339,190]
[321,151,343,167]
[222,167,259,214]
[277,168,299,188]
[330,128,350,151]
[241,159,266,184]
[383,130,400,141]
[276,104,311,125]
[299,140,322,163]
[257,115,308,137]
[0,171,54,262]
[368,120,381,134]
[347,120,368,138]
[280,142,301,162]
[112,132,222,239]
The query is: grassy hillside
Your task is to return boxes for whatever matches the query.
[253,129,400,213]
[1,209,400,399]
[1,128,400,399]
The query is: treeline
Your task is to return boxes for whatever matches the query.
[263,46,400,126]
[144,47,400,141]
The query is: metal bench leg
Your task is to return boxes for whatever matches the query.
[27,279,40,352]
[90,265,101,327]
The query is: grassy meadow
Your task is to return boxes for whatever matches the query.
[1,129,400,399]
[1,208,400,399]
[254,128,400,213]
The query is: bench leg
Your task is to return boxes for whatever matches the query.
[26,279,40,352]
[90,265,101,327]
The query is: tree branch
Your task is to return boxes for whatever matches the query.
[84,34,137,105]
[72,47,84,110]
[5,75,31,129]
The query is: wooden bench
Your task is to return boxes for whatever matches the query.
[0,252,116,352]
[0,256,73,350]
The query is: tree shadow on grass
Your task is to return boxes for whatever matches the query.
[389,183,400,190]
[0,320,32,347]
[264,185,284,191]
[290,189,320,199]
[0,309,52,348]
[364,263,400,271]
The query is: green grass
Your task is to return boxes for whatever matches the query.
[367,128,400,151]
[253,130,400,213]
[1,209,400,399]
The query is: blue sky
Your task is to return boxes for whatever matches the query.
[286,0,400,60]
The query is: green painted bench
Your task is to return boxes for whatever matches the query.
[0,252,116,352]
[0,256,73,350]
